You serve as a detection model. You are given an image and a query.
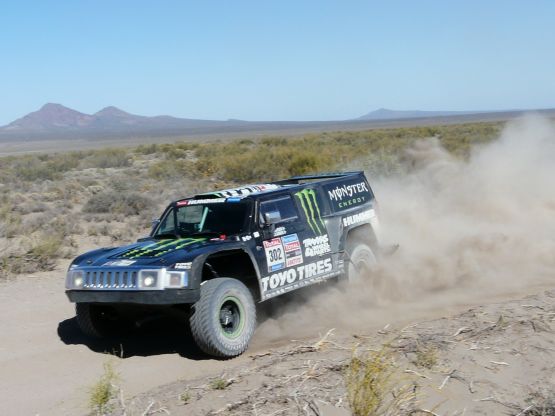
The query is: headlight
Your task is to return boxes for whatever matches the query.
[138,269,187,289]
[138,270,161,289]
[66,270,84,289]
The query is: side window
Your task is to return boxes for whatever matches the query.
[158,209,175,234]
[259,195,298,225]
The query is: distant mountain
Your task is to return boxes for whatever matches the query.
[2,103,553,143]
[0,103,249,139]
[357,108,480,121]
[4,103,94,130]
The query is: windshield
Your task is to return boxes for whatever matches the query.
[153,201,251,238]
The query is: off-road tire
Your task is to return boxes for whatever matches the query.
[75,303,119,338]
[346,242,377,282]
[190,278,256,358]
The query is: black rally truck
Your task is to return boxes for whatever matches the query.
[65,171,380,357]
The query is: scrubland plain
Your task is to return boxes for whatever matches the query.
[2,118,555,415]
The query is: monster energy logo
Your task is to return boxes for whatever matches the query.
[120,238,206,259]
[294,189,325,235]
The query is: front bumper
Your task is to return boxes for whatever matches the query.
[66,288,200,305]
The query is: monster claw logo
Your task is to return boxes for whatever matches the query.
[294,189,325,235]
[120,238,206,259]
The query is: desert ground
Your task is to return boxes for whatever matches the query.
[1,116,554,415]
[1,266,555,416]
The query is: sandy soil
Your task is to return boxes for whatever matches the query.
[112,289,555,416]
[0,261,553,415]
[0,262,245,416]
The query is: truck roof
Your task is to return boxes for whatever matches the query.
[182,171,365,202]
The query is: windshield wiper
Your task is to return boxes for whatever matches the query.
[189,231,225,237]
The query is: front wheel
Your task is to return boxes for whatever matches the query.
[75,303,121,338]
[190,278,256,358]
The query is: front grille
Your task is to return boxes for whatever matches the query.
[82,268,139,290]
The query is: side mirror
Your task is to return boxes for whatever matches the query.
[263,211,281,227]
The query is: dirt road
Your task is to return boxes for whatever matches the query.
[0,263,247,416]
[1,259,553,416]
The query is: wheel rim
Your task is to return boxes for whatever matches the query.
[348,248,376,281]
[219,296,245,339]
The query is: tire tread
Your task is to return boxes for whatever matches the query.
[190,278,256,358]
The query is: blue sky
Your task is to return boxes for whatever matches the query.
[1,1,554,124]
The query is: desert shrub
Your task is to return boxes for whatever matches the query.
[209,378,228,390]
[237,138,254,145]
[81,148,131,169]
[345,346,416,416]
[13,200,49,215]
[2,232,68,275]
[0,202,22,238]
[153,142,199,161]
[287,153,326,176]
[83,190,154,216]
[10,153,80,182]
[261,136,287,146]
[136,143,159,155]
[148,159,192,179]
[26,233,66,265]
[179,391,191,404]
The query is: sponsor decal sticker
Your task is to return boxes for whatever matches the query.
[103,259,136,267]
[174,262,192,269]
[342,209,375,227]
[324,179,372,211]
[216,184,280,198]
[303,234,331,257]
[177,198,227,206]
[294,189,326,235]
[274,226,286,237]
[282,233,304,267]
[241,235,252,242]
[253,231,260,238]
[263,238,286,272]
[261,257,334,298]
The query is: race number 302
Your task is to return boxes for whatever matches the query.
[263,238,286,272]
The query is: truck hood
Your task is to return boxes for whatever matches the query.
[82,237,227,267]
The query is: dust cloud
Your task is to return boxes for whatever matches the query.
[254,115,555,345]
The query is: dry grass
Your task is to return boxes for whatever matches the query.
[526,392,555,416]
[413,344,439,370]
[345,345,416,416]
[179,391,191,404]
[209,378,228,390]
[89,361,119,415]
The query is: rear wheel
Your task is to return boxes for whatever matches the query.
[75,303,121,338]
[346,242,377,282]
[190,278,256,358]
